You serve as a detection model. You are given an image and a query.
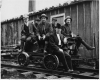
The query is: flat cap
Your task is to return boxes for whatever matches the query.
[40,14,48,19]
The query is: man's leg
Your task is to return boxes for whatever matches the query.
[76,37,95,50]
[21,35,26,51]
[64,51,73,70]
[55,51,69,71]
[44,36,49,52]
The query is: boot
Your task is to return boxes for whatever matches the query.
[81,40,95,50]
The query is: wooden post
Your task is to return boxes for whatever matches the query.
[76,4,78,35]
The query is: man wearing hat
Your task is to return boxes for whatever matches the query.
[48,23,73,72]
[51,18,62,34]
[21,15,37,51]
[37,14,53,52]
[61,16,95,54]
[52,18,57,31]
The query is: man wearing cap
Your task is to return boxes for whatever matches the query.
[48,23,73,72]
[51,18,57,32]
[21,15,37,51]
[37,14,53,52]
[61,16,95,54]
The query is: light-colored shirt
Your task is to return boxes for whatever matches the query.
[57,34,61,45]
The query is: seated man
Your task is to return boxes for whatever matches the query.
[21,15,37,51]
[61,16,95,55]
[48,23,73,72]
[37,14,53,52]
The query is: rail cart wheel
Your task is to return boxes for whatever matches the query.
[43,54,59,70]
[18,52,29,66]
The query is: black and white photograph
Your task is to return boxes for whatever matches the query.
[1,0,99,79]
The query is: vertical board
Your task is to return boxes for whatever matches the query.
[78,3,84,38]
[55,9,59,14]
[46,12,50,22]
[91,1,99,59]
[64,6,70,17]
[3,24,6,46]
[51,10,56,15]
[18,19,23,41]
[96,1,99,58]
[77,3,86,58]
[93,1,99,58]
[85,1,92,58]
[71,4,77,35]
[1,25,4,46]
[59,8,64,13]
[15,21,19,44]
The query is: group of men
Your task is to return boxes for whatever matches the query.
[21,13,95,72]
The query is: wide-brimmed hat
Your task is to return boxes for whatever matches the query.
[52,18,57,21]
[64,16,72,22]
[55,23,61,29]
[40,14,48,19]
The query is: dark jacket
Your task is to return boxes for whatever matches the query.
[21,24,30,37]
[61,24,72,37]
[52,23,59,33]
[21,22,38,37]
[37,22,53,37]
[48,33,65,53]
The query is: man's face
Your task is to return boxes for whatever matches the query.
[55,28,61,34]
[65,18,71,25]
[41,17,47,23]
[23,17,29,23]
[52,20,57,25]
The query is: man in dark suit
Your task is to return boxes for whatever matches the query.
[21,15,37,51]
[61,16,95,53]
[37,14,53,52]
[48,23,73,72]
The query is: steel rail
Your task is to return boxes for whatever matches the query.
[1,64,99,79]
[75,67,99,73]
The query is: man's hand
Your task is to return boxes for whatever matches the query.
[43,34,46,40]
[71,32,76,37]
[26,37,31,41]
[59,48,63,52]
[64,37,68,44]
[38,35,41,40]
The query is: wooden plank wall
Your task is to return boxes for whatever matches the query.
[1,1,99,59]
[90,0,99,59]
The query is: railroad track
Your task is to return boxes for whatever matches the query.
[1,63,99,79]
[1,59,99,73]
[75,67,99,73]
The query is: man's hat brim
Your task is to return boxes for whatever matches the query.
[64,17,72,22]
[40,15,48,19]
